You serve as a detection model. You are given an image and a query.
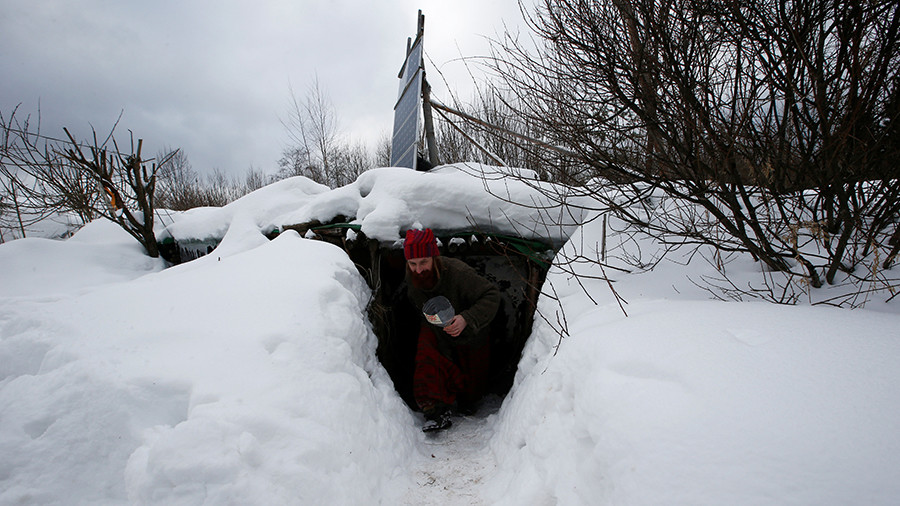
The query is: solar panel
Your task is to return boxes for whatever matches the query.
[390,34,424,169]
[397,38,424,99]
[390,72,422,169]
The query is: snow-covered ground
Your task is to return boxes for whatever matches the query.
[486,220,900,505]
[1,166,899,505]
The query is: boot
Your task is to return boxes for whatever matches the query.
[422,408,452,432]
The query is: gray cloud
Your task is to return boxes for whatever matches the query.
[2,0,524,175]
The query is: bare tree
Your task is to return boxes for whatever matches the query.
[0,167,40,240]
[282,78,340,186]
[280,78,374,187]
[243,166,270,194]
[483,0,900,303]
[333,140,373,186]
[59,129,171,257]
[305,79,339,183]
[432,86,554,178]
[0,107,175,257]
[154,146,199,210]
[156,147,274,210]
[198,168,245,207]
[374,132,393,168]
[1,107,98,237]
[276,145,318,181]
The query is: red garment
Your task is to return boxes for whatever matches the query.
[413,324,490,411]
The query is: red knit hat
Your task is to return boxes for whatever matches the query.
[404,228,440,260]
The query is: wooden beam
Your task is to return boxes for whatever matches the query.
[428,99,580,159]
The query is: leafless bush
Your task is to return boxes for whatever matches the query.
[431,86,552,178]
[480,0,899,304]
[243,166,270,194]
[154,147,200,210]
[278,78,374,187]
[0,106,175,257]
[1,108,93,238]
[155,148,274,210]
[374,132,393,168]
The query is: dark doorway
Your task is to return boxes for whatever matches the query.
[278,223,555,409]
[365,234,552,409]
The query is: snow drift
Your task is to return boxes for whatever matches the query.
[1,167,899,505]
[0,220,418,504]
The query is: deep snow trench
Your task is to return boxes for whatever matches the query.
[402,397,502,505]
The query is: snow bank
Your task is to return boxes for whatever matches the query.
[485,218,900,505]
[0,219,418,505]
[0,207,78,241]
[0,219,163,298]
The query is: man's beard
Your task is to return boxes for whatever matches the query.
[410,266,438,290]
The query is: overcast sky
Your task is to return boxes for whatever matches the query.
[2,0,526,176]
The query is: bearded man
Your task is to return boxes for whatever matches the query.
[404,228,500,432]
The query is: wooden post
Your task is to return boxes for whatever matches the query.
[429,99,579,159]
[417,9,424,39]
[422,79,441,167]
[431,102,507,166]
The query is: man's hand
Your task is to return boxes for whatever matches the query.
[443,315,467,337]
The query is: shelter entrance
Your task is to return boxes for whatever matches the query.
[291,224,555,408]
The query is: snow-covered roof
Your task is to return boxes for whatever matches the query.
[158,164,587,247]
[156,176,329,243]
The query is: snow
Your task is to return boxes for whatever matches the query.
[0,220,163,298]
[405,397,503,506]
[483,218,900,505]
[273,164,587,245]
[157,176,331,242]
[489,299,900,504]
[1,165,899,505]
[1,219,417,504]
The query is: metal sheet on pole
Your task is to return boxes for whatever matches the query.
[390,34,424,169]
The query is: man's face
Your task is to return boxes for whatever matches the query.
[407,256,434,275]
[407,256,437,289]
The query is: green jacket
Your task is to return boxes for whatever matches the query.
[406,257,500,351]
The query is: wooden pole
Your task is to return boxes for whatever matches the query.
[431,103,507,166]
[422,79,441,167]
[429,99,580,159]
